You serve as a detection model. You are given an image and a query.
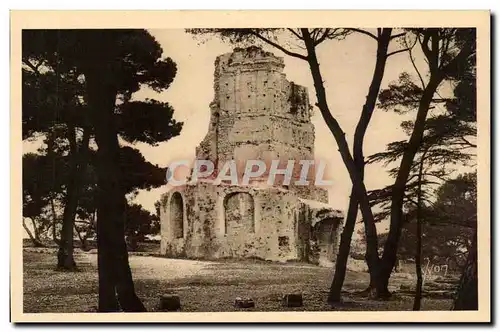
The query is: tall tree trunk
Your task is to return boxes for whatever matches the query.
[301,31,378,277]
[378,28,474,290]
[57,126,91,270]
[115,198,145,310]
[328,29,392,303]
[57,135,78,270]
[85,65,146,312]
[379,74,443,290]
[413,149,427,310]
[452,230,478,310]
[328,189,359,301]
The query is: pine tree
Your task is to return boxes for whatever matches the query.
[22,29,182,311]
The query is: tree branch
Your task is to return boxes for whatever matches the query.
[75,220,94,225]
[419,32,433,64]
[287,28,303,40]
[23,59,43,76]
[348,28,378,41]
[387,47,411,57]
[459,136,477,148]
[405,197,419,206]
[390,32,406,40]
[23,218,44,247]
[314,29,331,46]
[423,172,450,182]
[408,36,426,89]
[250,31,308,61]
[440,36,474,76]
[310,29,321,42]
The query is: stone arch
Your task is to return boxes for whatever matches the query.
[312,217,340,263]
[223,192,255,235]
[310,209,343,265]
[170,192,184,239]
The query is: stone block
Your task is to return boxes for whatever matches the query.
[159,294,181,311]
[282,294,303,307]
[234,297,255,308]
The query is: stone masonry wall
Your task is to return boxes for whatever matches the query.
[194,46,327,200]
[195,47,317,186]
[160,183,343,263]
[161,184,305,262]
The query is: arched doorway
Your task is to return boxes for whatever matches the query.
[170,192,184,239]
[224,192,255,235]
[313,217,339,263]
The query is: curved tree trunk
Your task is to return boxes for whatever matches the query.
[301,31,378,275]
[23,218,44,247]
[379,75,443,291]
[378,28,474,291]
[328,29,392,303]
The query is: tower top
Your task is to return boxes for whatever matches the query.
[196,47,316,181]
[215,46,285,75]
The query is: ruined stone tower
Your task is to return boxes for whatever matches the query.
[160,47,343,265]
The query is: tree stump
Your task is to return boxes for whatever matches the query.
[234,297,255,308]
[282,294,303,307]
[159,294,181,311]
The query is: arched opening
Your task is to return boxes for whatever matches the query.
[170,192,184,239]
[313,217,339,263]
[224,192,255,235]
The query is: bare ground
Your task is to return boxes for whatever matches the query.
[23,248,455,313]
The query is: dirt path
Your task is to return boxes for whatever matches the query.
[84,251,218,281]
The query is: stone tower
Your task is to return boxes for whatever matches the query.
[160,47,343,265]
[196,46,325,198]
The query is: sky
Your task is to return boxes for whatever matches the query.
[23,28,470,235]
